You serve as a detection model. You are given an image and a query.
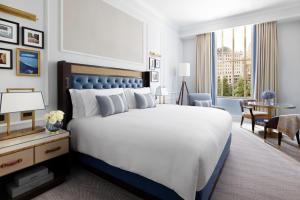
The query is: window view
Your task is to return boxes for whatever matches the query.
[216,25,252,97]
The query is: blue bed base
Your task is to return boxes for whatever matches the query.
[77,134,231,200]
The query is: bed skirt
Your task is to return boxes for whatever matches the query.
[77,133,231,200]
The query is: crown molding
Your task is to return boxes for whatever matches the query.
[180,2,300,38]
[102,0,179,32]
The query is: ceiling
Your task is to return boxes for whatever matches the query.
[138,0,300,27]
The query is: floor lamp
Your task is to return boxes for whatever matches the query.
[176,63,190,105]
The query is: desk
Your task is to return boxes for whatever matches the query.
[248,102,296,119]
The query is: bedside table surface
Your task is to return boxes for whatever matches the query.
[0,130,69,156]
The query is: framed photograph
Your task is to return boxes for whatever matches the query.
[16,48,40,77]
[0,18,19,45]
[151,71,159,82]
[0,48,12,69]
[22,27,44,49]
[155,59,160,68]
[149,57,155,70]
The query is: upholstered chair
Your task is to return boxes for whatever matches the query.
[188,93,225,110]
[240,99,269,132]
[264,116,300,146]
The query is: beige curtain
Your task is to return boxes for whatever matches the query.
[196,33,212,93]
[255,21,278,101]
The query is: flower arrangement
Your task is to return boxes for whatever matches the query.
[261,90,276,100]
[44,111,64,132]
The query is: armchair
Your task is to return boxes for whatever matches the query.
[188,93,225,110]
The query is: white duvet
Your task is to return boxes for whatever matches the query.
[68,104,232,200]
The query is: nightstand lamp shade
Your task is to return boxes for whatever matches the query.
[0,91,45,140]
[0,92,45,114]
[155,86,169,96]
[155,86,168,104]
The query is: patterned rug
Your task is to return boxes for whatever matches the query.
[34,122,300,200]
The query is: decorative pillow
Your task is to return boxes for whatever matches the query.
[194,100,212,107]
[134,93,156,109]
[124,87,151,109]
[69,88,124,118]
[96,93,128,117]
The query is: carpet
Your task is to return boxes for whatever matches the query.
[34,122,300,200]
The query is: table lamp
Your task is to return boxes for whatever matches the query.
[155,86,169,104]
[0,90,45,140]
[177,63,190,105]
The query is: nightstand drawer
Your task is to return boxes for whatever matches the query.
[35,138,69,164]
[0,148,34,177]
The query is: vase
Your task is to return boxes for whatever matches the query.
[264,98,274,105]
[46,121,63,133]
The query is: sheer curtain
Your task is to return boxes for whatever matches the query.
[255,21,278,101]
[196,33,215,103]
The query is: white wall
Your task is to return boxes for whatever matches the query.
[0,0,182,132]
[277,19,300,114]
[0,0,48,132]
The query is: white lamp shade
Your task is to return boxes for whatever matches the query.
[0,92,45,114]
[178,63,190,77]
[155,86,169,96]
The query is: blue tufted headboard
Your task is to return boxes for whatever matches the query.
[72,75,144,90]
[57,61,150,128]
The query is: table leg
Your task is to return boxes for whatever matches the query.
[267,107,277,138]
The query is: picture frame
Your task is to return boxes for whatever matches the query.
[22,27,44,49]
[16,48,40,77]
[0,18,19,45]
[155,59,160,68]
[151,71,159,82]
[0,48,13,69]
[149,57,155,70]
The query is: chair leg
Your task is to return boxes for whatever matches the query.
[240,116,244,127]
[251,119,255,133]
[296,131,300,145]
[278,132,282,146]
[264,126,267,139]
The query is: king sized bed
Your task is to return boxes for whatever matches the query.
[57,61,232,200]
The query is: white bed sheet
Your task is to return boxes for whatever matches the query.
[68,104,232,200]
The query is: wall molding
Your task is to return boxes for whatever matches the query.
[59,0,148,69]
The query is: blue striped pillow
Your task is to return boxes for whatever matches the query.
[96,93,129,117]
[134,93,156,109]
[194,100,212,107]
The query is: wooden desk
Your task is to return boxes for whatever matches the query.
[248,102,296,119]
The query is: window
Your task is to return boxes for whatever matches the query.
[216,25,252,97]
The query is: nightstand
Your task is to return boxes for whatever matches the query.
[0,129,70,200]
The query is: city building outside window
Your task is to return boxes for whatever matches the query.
[216,25,252,97]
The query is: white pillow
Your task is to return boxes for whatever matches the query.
[124,87,151,109]
[69,88,124,118]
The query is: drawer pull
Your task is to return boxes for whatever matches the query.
[45,146,61,154]
[0,159,23,168]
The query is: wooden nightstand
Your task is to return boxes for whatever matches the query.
[0,129,70,200]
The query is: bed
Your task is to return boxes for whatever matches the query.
[57,61,232,200]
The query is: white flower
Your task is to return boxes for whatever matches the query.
[45,110,65,124]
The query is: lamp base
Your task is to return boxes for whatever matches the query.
[176,80,189,105]
[0,126,45,141]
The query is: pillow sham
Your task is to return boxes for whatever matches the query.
[96,93,128,117]
[69,88,124,118]
[124,87,151,109]
[134,93,156,109]
[194,100,212,107]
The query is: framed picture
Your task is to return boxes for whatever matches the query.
[0,18,19,45]
[22,27,44,49]
[149,57,155,70]
[16,48,40,77]
[0,48,13,69]
[155,59,160,68]
[151,71,159,82]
